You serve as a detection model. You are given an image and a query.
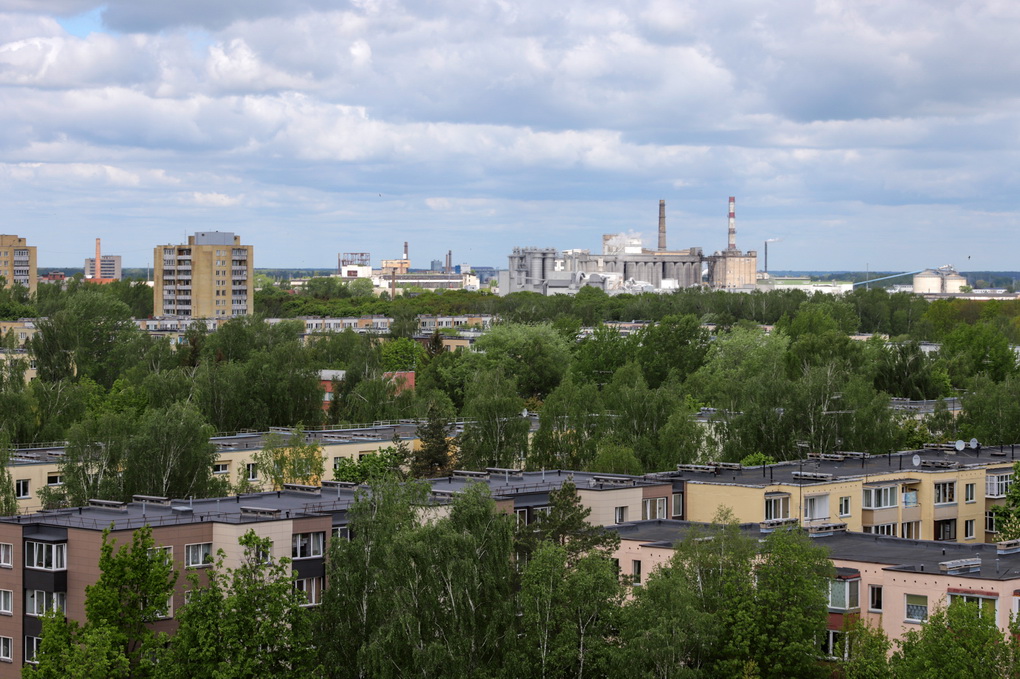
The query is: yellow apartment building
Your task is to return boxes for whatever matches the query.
[154,231,253,319]
[0,235,36,296]
[654,445,1019,545]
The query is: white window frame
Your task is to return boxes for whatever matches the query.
[869,585,883,612]
[0,590,11,615]
[295,577,323,606]
[905,594,928,623]
[901,521,920,540]
[0,543,11,568]
[25,636,41,664]
[828,578,860,610]
[986,511,998,534]
[14,480,29,500]
[632,559,642,585]
[863,523,896,536]
[934,518,957,541]
[804,495,829,521]
[212,463,229,475]
[26,590,65,617]
[246,463,258,482]
[641,498,666,521]
[0,636,10,662]
[838,496,851,517]
[987,473,1013,499]
[25,542,66,571]
[934,481,956,505]
[46,474,63,487]
[862,486,897,509]
[185,543,212,568]
[965,482,976,503]
[614,506,627,524]
[671,492,683,519]
[292,532,325,559]
[515,508,528,526]
[965,519,976,540]
[764,496,790,521]
[949,593,997,618]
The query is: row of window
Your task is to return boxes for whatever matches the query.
[764,476,1013,521]
[611,493,684,524]
[183,532,325,567]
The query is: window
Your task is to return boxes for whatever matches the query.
[0,590,11,615]
[862,486,897,509]
[15,480,29,500]
[764,496,790,521]
[46,474,63,487]
[869,585,883,612]
[863,523,896,536]
[25,542,66,571]
[156,595,173,619]
[671,492,683,519]
[828,579,860,610]
[26,590,65,616]
[934,482,956,505]
[642,498,666,520]
[934,519,957,541]
[986,511,998,534]
[949,593,997,618]
[987,473,1013,498]
[0,636,10,662]
[148,545,173,565]
[185,543,212,567]
[965,483,976,503]
[0,543,11,568]
[515,508,528,526]
[632,560,642,585]
[901,521,920,540]
[965,519,976,539]
[332,526,350,541]
[292,532,325,559]
[295,577,323,606]
[905,594,928,622]
[212,463,229,475]
[25,637,41,664]
[804,495,829,521]
[821,629,845,660]
[246,463,258,482]
[614,506,627,524]
[839,496,851,517]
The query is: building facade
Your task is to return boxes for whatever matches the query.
[153,232,253,318]
[83,255,122,281]
[0,236,37,296]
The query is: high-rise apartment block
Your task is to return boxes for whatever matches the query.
[153,232,253,318]
[84,256,122,280]
[0,236,37,295]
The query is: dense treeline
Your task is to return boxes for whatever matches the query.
[0,283,1018,504]
[26,479,1020,679]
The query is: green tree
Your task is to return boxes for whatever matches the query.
[634,314,710,388]
[249,426,326,490]
[570,325,634,386]
[0,433,18,515]
[473,323,572,399]
[412,391,456,477]
[24,610,131,679]
[836,617,891,679]
[517,481,620,564]
[512,543,623,679]
[958,373,1020,446]
[162,530,319,679]
[332,447,408,484]
[890,601,1016,678]
[380,336,427,372]
[84,525,176,673]
[53,411,136,505]
[458,369,530,470]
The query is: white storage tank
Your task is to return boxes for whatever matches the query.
[913,269,942,294]
[944,273,967,293]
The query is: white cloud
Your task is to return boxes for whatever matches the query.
[189,191,244,206]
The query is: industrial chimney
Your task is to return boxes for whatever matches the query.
[658,200,666,251]
[727,197,737,251]
[403,241,408,260]
[93,238,101,279]
[445,250,452,274]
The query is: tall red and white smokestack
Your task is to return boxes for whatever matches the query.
[727,196,737,251]
[403,241,408,260]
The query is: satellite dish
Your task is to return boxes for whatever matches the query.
[912,454,921,467]
[970,438,979,450]
[955,440,965,452]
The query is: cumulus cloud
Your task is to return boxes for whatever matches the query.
[0,0,1017,268]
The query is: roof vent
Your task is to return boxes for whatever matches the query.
[132,495,171,506]
[759,518,799,533]
[591,475,634,486]
[791,471,833,481]
[452,470,489,479]
[282,483,319,494]
[997,539,1020,556]
[807,522,847,536]
[939,557,981,574]
[240,506,282,518]
[88,498,126,511]
[171,506,193,515]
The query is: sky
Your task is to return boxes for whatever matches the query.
[0,1,1018,271]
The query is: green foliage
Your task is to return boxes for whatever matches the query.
[249,426,326,490]
[84,525,177,672]
[332,447,408,483]
[516,481,620,564]
[837,617,891,679]
[380,336,427,372]
[162,530,319,679]
[0,433,18,515]
[473,322,571,399]
[458,368,530,469]
[23,610,131,679]
[412,390,456,477]
[890,601,1017,678]
[739,452,776,467]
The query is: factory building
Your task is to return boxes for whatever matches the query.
[913,266,967,294]
[499,198,757,295]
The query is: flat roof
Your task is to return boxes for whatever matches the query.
[650,445,1020,488]
[610,520,1020,582]
[426,469,672,499]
